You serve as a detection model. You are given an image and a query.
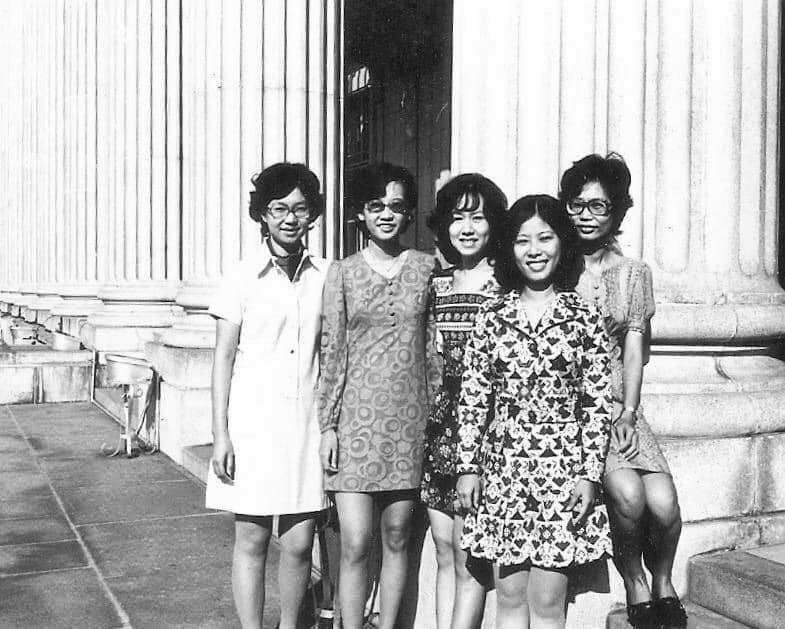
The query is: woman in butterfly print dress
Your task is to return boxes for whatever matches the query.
[420,174,507,629]
[317,163,441,629]
[456,195,613,629]
[560,153,686,629]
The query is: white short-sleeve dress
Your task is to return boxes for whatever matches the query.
[205,245,328,516]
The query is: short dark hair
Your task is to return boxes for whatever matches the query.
[248,162,324,224]
[426,173,508,265]
[493,194,581,291]
[559,152,633,237]
[346,162,417,219]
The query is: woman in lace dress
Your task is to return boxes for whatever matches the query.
[560,153,686,629]
[318,163,441,629]
[421,174,507,629]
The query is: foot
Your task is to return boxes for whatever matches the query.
[626,600,659,629]
[655,596,688,629]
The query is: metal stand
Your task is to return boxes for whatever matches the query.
[101,383,144,458]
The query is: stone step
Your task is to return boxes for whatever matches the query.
[689,546,785,629]
[0,345,92,404]
[182,443,211,484]
[606,601,751,628]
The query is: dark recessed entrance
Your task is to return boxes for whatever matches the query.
[342,0,453,256]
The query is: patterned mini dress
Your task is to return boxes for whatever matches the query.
[420,268,501,515]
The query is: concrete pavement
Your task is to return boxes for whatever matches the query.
[0,402,280,628]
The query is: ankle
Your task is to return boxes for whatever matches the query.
[652,575,678,599]
[623,574,652,604]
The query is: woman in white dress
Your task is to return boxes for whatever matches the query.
[206,162,328,629]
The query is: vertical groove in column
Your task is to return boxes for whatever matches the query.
[558,0,597,172]
[286,0,308,163]
[76,0,86,283]
[221,0,242,273]
[137,0,153,281]
[55,0,65,282]
[204,0,221,278]
[124,0,139,281]
[85,0,98,283]
[189,0,207,279]
[702,0,742,274]
[762,0,780,277]
[607,0,646,257]
[66,2,76,281]
[113,0,126,281]
[151,0,167,280]
[165,0,183,281]
[180,0,193,282]
[95,0,109,283]
[307,0,326,256]
[654,0,691,273]
[593,0,609,153]
[263,0,286,163]
[240,0,264,259]
[737,0,765,277]
[324,0,341,259]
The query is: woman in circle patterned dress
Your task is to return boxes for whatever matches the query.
[456,195,613,629]
[317,163,441,629]
[560,153,686,629]
[420,174,507,629]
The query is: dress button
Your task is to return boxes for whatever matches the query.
[290,349,294,354]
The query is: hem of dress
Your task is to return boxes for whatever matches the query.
[204,502,328,517]
[463,547,613,569]
[603,462,672,476]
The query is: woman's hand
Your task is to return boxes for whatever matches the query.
[456,473,483,511]
[320,429,339,473]
[567,479,597,527]
[211,434,235,483]
[613,410,639,461]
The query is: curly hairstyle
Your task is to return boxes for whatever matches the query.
[345,162,417,233]
[248,163,324,229]
[426,173,508,266]
[558,152,633,237]
[493,194,581,292]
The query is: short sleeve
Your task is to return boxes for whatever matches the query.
[626,263,655,334]
[207,264,244,326]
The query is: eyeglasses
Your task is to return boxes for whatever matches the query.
[364,199,409,215]
[266,203,311,220]
[566,198,612,217]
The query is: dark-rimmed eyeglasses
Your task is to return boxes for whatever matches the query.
[266,204,311,220]
[364,199,409,215]
[566,198,612,217]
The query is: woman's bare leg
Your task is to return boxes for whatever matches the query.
[428,508,456,629]
[450,514,488,629]
[232,515,273,629]
[377,494,416,629]
[335,492,376,629]
[278,514,317,629]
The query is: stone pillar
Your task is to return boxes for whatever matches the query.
[450,1,782,626]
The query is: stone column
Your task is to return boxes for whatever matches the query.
[450,0,783,626]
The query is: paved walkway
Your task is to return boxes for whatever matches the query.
[0,402,280,628]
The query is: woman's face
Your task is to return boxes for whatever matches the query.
[358,181,410,244]
[513,213,562,287]
[262,186,310,250]
[568,181,614,242]
[448,195,490,264]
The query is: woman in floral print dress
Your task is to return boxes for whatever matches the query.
[420,174,507,629]
[456,194,613,629]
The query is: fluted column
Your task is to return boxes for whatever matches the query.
[165,0,342,349]
[451,0,782,624]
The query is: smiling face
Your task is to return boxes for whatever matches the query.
[357,181,410,244]
[568,181,614,242]
[261,186,310,253]
[448,194,490,265]
[513,213,562,288]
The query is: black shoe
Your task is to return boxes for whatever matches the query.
[627,600,660,629]
[656,596,688,628]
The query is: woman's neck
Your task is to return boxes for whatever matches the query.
[459,254,487,272]
[366,239,404,258]
[267,236,302,257]
[520,283,556,304]
[581,241,609,264]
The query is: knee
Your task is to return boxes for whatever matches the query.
[341,532,372,564]
[605,476,646,521]
[234,524,271,559]
[648,484,683,529]
[431,530,453,569]
[281,536,314,565]
[383,521,411,554]
[496,585,527,614]
[527,587,563,620]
